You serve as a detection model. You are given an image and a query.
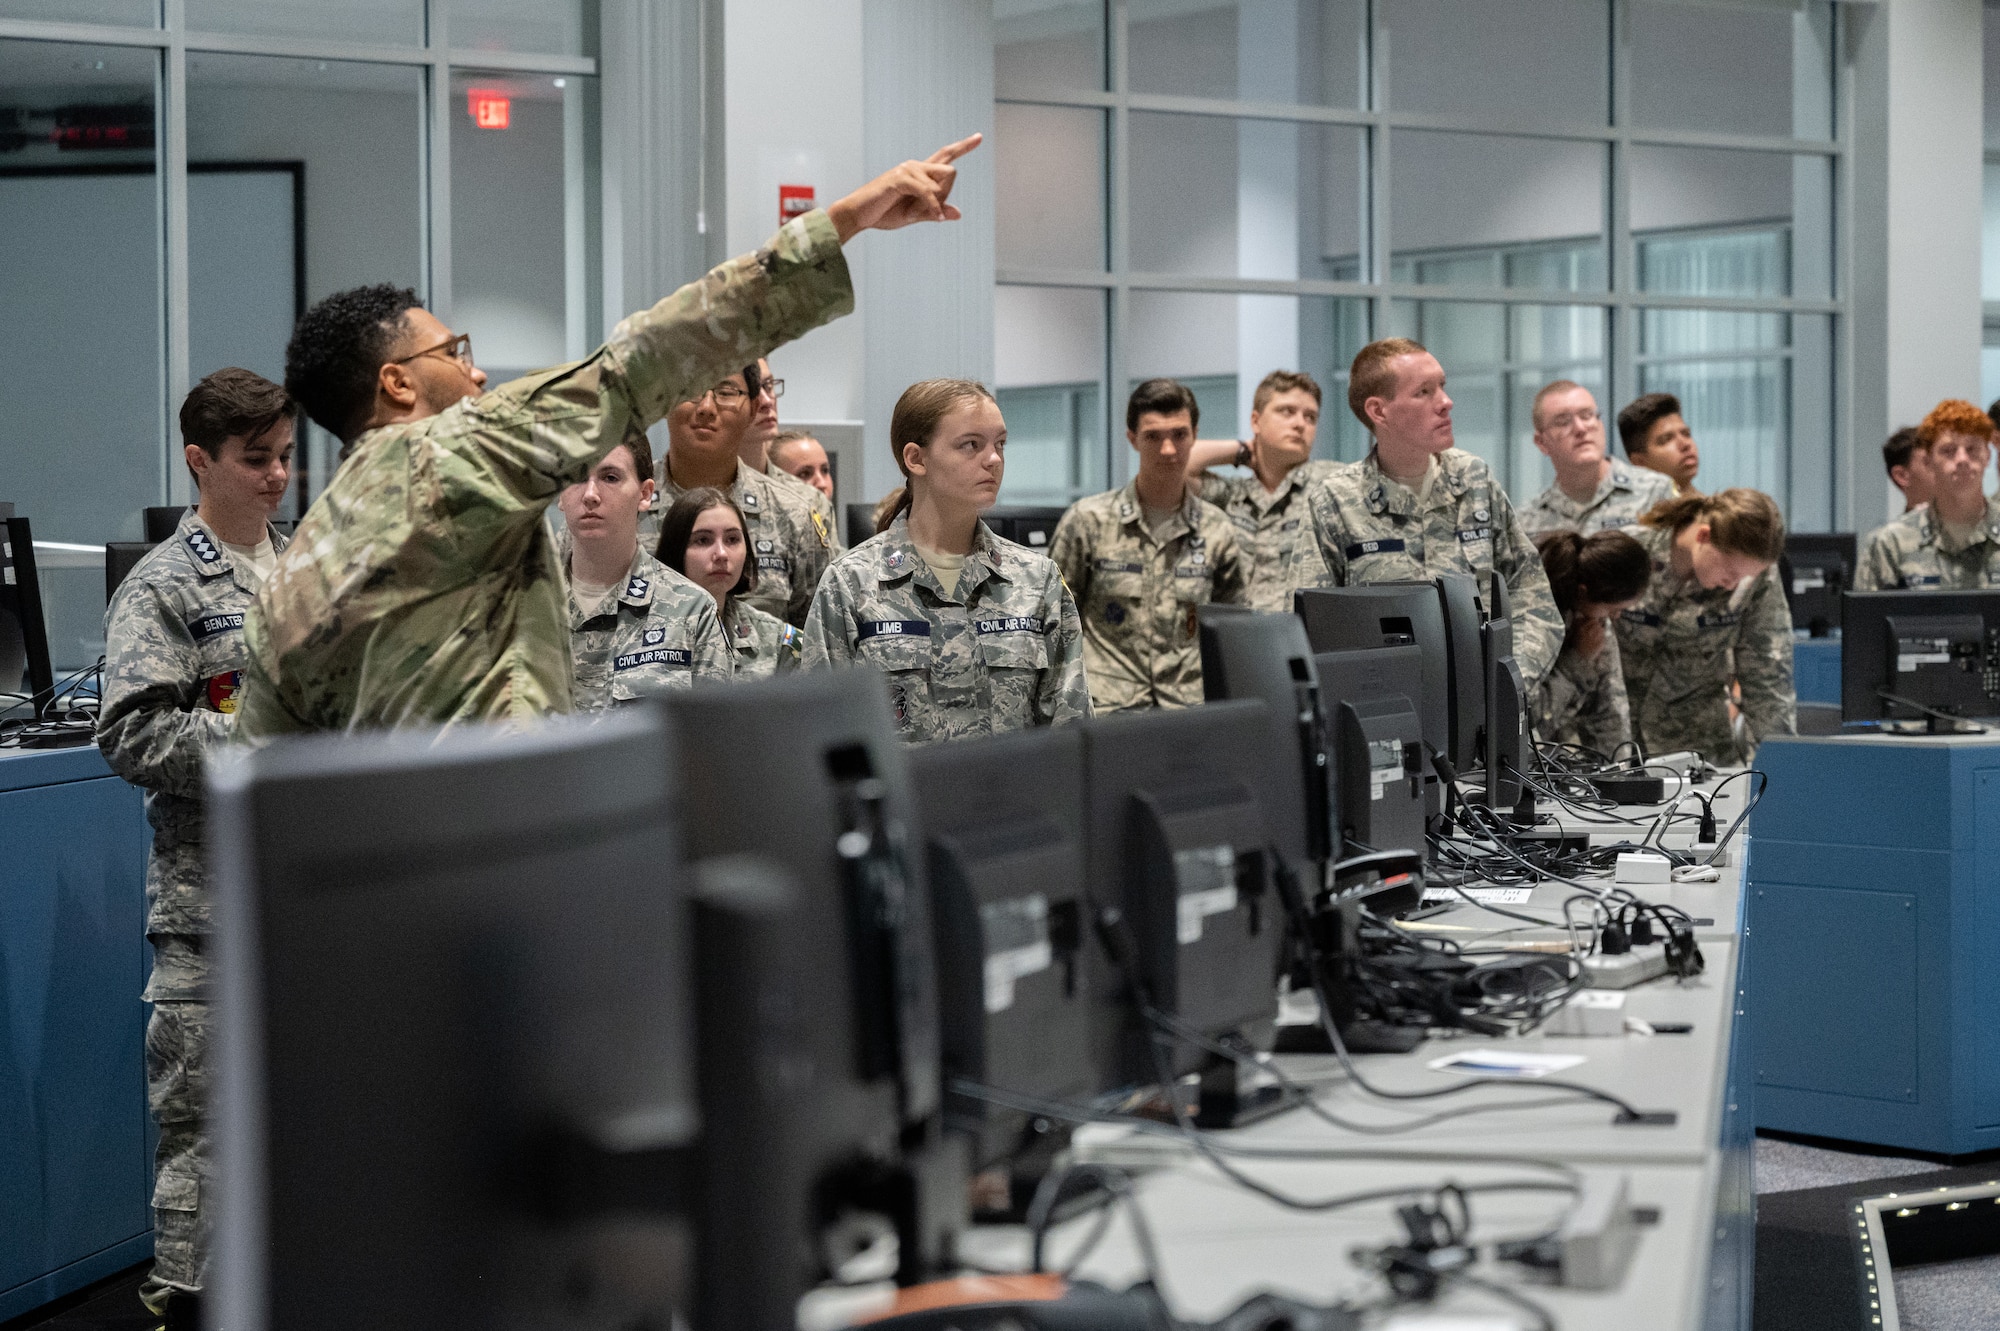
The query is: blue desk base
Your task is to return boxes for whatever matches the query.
[1748,735,2000,1156]
[1791,637,1840,706]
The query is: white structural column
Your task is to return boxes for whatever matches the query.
[1235,0,1301,437]
[1847,0,1984,529]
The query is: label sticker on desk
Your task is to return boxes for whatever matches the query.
[1368,738,1402,801]
[1420,886,1534,906]
[981,893,1053,1014]
[1174,845,1238,943]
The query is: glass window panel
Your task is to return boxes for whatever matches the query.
[1984,162,2000,302]
[1383,0,1606,125]
[994,285,1106,503]
[188,53,424,511]
[1631,1,1833,141]
[1391,132,1606,292]
[1631,146,1832,300]
[0,39,160,671]
[0,1,156,24]
[996,102,1105,271]
[1129,112,1362,281]
[1987,7,2000,149]
[186,0,423,46]
[452,0,586,57]
[1128,0,1363,108]
[996,0,1104,97]
[1638,314,1789,505]
[450,69,598,383]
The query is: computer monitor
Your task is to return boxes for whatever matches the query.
[1785,533,1856,638]
[907,727,1096,1171]
[845,502,879,550]
[1312,647,1426,860]
[1841,589,2000,727]
[209,711,813,1331]
[144,505,187,543]
[1478,571,1528,811]
[1080,701,1286,1126]
[664,670,959,1283]
[1197,608,1330,873]
[983,505,1069,553]
[1,512,56,719]
[105,541,155,602]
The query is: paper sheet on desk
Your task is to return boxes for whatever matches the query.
[1421,886,1534,906]
[1427,1051,1586,1078]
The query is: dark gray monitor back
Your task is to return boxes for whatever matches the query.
[145,505,187,543]
[1197,607,1329,871]
[983,505,1069,553]
[1841,589,2000,722]
[1296,581,1472,768]
[1785,532,1856,637]
[209,711,696,1331]
[1,515,55,715]
[1080,700,1282,1088]
[1313,647,1426,858]
[908,726,1095,1166]
[845,502,879,549]
[105,541,155,602]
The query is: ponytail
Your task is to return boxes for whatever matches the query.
[874,485,910,536]
[1640,487,1785,563]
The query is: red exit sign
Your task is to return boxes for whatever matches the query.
[780,183,815,226]
[467,89,511,129]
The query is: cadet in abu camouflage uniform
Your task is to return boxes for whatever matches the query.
[655,486,803,679]
[558,440,729,708]
[1529,529,1653,756]
[96,370,295,1326]
[1049,379,1249,713]
[1182,369,1339,612]
[1303,338,1564,685]
[1515,380,1675,536]
[1615,490,1796,764]
[240,134,980,736]
[803,379,1087,742]
[1858,400,2000,591]
[642,364,834,627]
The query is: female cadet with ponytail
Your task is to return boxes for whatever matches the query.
[801,378,1090,743]
[1614,489,1796,764]
[1531,529,1653,754]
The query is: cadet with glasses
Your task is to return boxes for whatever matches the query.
[1858,400,2000,590]
[742,356,843,546]
[1615,489,1795,764]
[803,378,1089,742]
[242,133,980,735]
[1517,379,1673,536]
[1530,529,1653,755]
[558,434,729,708]
[98,368,295,1329]
[656,486,802,678]
[644,363,837,627]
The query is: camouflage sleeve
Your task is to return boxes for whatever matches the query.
[800,567,854,671]
[775,623,804,675]
[1492,490,1563,686]
[785,501,833,628]
[1212,519,1251,606]
[1855,525,1895,592]
[1048,508,1091,606]
[236,608,313,738]
[96,577,231,799]
[1306,484,1350,584]
[1575,637,1633,755]
[689,597,732,685]
[1733,564,1797,748]
[1038,565,1092,725]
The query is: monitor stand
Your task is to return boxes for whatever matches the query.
[1191,1039,1293,1130]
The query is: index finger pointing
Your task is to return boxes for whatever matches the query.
[926,132,983,165]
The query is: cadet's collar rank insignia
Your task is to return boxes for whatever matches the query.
[1118,501,1136,521]
[624,575,650,601]
[810,509,831,549]
[185,528,224,570]
[739,489,760,511]
[1366,483,1386,511]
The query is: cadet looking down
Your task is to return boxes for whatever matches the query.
[237,133,980,735]
[558,438,730,708]
[1858,400,2000,591]
[1516,379,1673,536]
[647,363,835,627]
[1050,378,1250,713]
[803,378,1089,743]
[1881,425,1932,514]
[1181,369,1339,612]
[97,368,296,1327]
[1614,489,1796,765]
[657,486,802,678]
[1617,391,1701,497]
[1530,529,1653,756]
[1304,338,1563,686]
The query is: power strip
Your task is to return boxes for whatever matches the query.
[1582,946,1672,990]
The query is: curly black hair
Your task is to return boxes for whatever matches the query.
[285,283,424,445]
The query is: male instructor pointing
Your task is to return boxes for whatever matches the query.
[240,135,980,734]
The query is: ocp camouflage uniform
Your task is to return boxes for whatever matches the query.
[238,208,851,736]
[1193,458,1340,612]
[568,548,730,709]
[1614,523,1795,764]
[641,457,834,627]
[1856,498,2000,591]
[1515,458,1675,537]
[802,513,1089,743]
[1303,448,1564,685]
[1532,636,1633,755]
[1048,482,1250,712]
[97,509,288,1312]
[723,596,802,678]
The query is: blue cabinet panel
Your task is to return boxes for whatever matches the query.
[1792,638,1841,705]
[1752,884,1917,1102]
[1975,770,2000,1131]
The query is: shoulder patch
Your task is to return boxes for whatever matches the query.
[810,509,831,549]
